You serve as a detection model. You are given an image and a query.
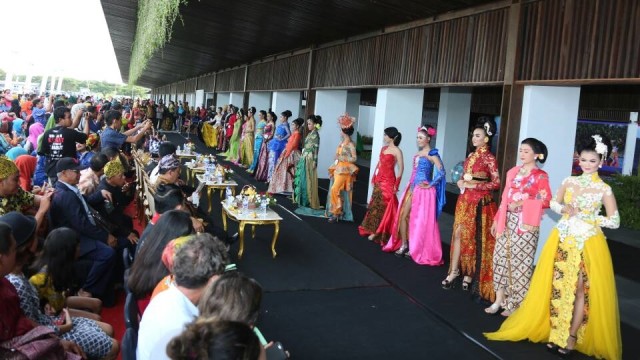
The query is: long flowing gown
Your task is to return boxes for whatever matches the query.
[267,122,290,182]
[326,141,358,221]
[254,122,274,182]
[216,114,229,151]
[293,129,320,209]
[223,117,242,162]
[268,131,301,194]
[240,118,255,166]
[248,119,266,173]
[358,146,398,243]
[383,150,447,265]
[451,144,500,302]
[486,172,622,360]
[492,166,551,312]
[202,118,219,148]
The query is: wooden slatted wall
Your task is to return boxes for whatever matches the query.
[247,53,310,91]
[313,8,509,88]
[215,68,246,92]
[197,74,216,92]
[184,78,198,93]
[518,0,640,81]
[247,62,274,91]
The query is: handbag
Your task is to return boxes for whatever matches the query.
[0,326,67,360]
[89,206,118,234]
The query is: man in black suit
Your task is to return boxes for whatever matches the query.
[49,157,116,299]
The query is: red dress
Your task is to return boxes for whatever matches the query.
[358,147,398,243]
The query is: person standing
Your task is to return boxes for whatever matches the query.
[383,126,446,266]
[485,138,551,316]
[247,110,267,174]
[442,119,500,305]
[268,118,303,194]
[267,110,292,182]
[293,115,323,209]
[486,134,621,360]
[254,112,276,182]
[326,114,358,223]
[239,107,256,167]
[358,127,403,244]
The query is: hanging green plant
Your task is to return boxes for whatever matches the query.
[128,0,188,84]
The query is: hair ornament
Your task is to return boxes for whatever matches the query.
[538,154,544,160]
[592,134,608,159]
[338,113,355,129]
[483,122,493,136]
[315,123,321,130]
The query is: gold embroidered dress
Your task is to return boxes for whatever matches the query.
[486,172,622,360]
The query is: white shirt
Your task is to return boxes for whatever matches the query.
[136,284,199,360]
[150,165,160,184]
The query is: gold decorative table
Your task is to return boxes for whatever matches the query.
[220,202,283,259]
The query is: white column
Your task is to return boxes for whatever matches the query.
[195,90,205,109]
[368,88,425,199]
[315,90,349,179]
[518,85,581,262]
[435,87,472,182]
[216,92,231,108]
[50,76,57,92]
[623,112,638,175]
[56,77,63,92]
[271,91,302,118]
[24,74,33,93]
[229,92,244,108]
[39,75,48,95]
[248,92,272,113]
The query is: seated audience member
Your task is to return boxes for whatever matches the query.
[0,156,53,229]
[6,146,28,161]
[14,154,37,192]
[77,133,100,168]
[137,184,186,251]
[100,109,151,152]
[199,271,270,346]
[0,219,86,359]
[167,320,265,360]
[78,153,109,195]
[128,210,194,314]
[94,159,137,245]
[2,214,119,359]
[137,233,229,360]
[26,114,45,152]
[147,141,177,183]
[154,155,203,232]
[49,157,116,300]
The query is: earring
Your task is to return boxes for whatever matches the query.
[484,137,489,143]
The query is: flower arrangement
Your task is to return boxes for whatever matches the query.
[231,186,277,209]
[183,140,196,153]
[213,164,234,181]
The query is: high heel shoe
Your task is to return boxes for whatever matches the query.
[394,245,408,257]
[462,277,473,291]
[557,334,576,358]
[328,216,340,223]
[441,269,460,289]
[484,303,502,316]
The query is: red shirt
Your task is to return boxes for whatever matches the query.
[0,277,34,341]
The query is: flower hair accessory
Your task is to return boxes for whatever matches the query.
[418,126,436,137]
[338,113,355,129]
[592,134,608,159]
[483,122,493,136]
[315,123,322,130]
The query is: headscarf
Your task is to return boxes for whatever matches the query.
[15,155,36,192]
[27,122,45,150]
[161,235,194,272]
[103,159,125,178]
[0,156,19,179]
[158,154,180,172]
[5,147,28,161]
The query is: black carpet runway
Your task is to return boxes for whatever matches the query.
[167,133,638,360]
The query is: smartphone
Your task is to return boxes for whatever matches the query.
[265,342,288,360]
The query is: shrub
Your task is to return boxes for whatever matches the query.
[606,174,640,230]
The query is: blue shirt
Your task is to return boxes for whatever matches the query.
[100,127,127,151]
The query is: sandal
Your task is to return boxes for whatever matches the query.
[484,303,502,316]
[441,269,460,289]
[462,277,473,291]
[557,334,576,358]
[394,245,408,257]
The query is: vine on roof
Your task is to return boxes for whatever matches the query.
[128,0,188,84]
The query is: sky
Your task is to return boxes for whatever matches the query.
[2,0,123,84]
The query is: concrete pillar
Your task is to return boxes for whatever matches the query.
[39,76,48,95]
[271,91,302,119]
[216,93,231,108]
[368,88,425,199]
[518,85,581,261]
[50,76,57,92]
[4,72,13,90]
[229,92,244,108]
[623,112,638,175]
[248,92,272,113]
[24,74,33,93]
[195,90,205,109]
[56,77,63,92]
[435,87,472,182]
